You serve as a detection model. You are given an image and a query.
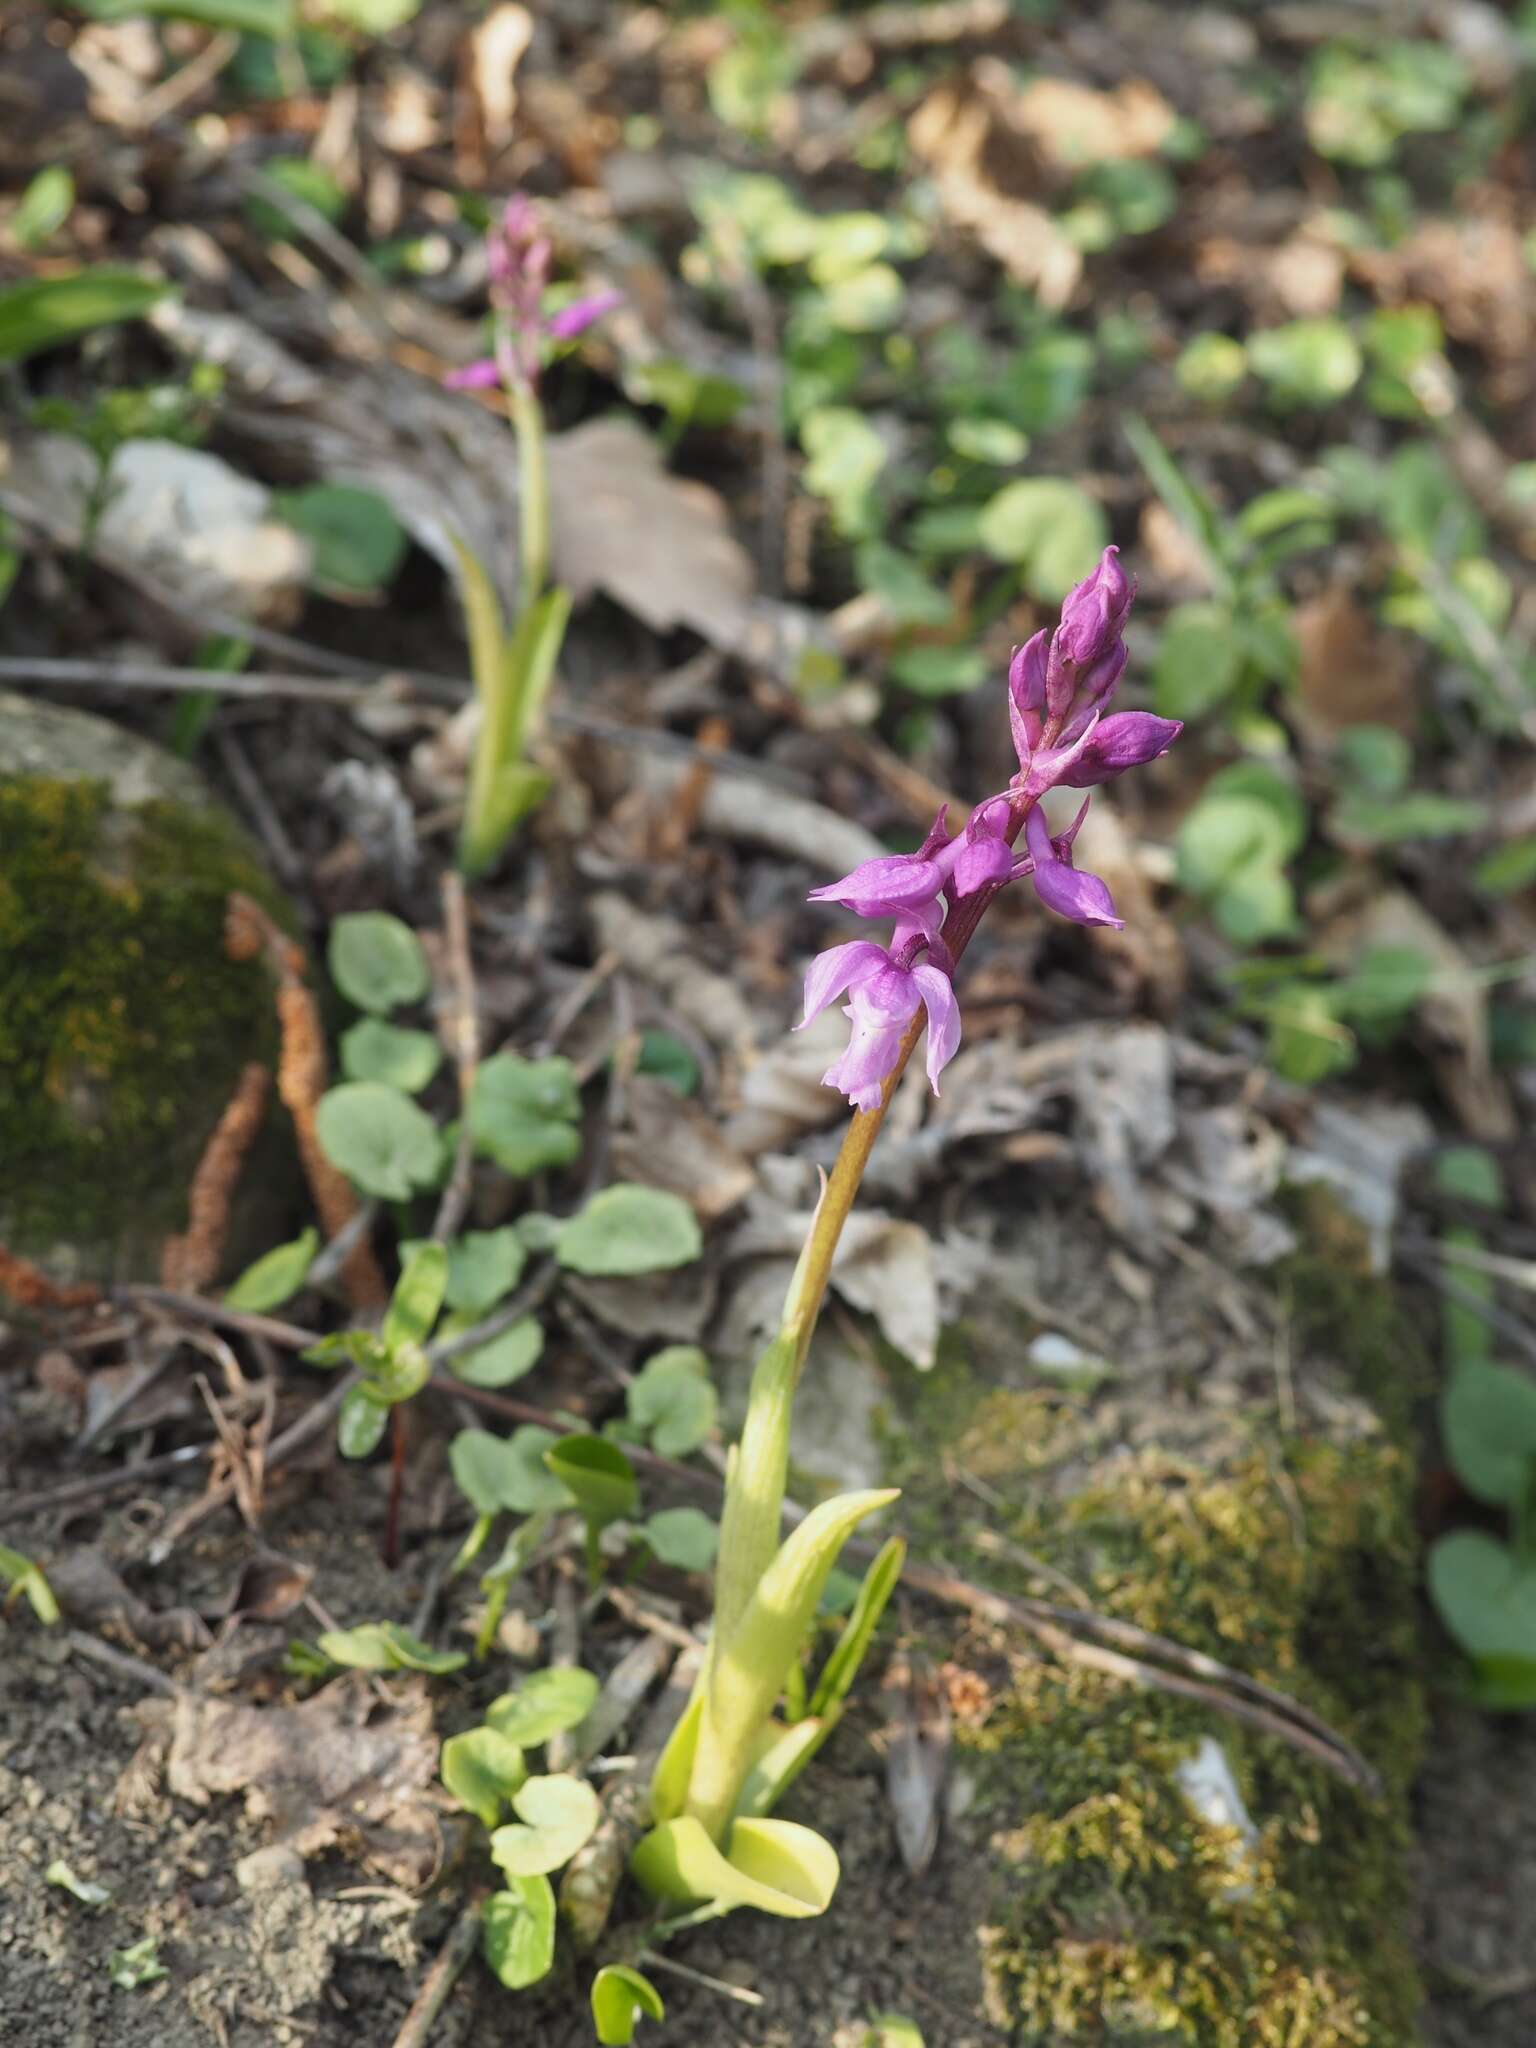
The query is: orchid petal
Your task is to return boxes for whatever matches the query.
[911,963,962,1093]
[545,289,623,341]
[798,941,888,1027]
[445,358,503,391]
[1030,858,1123,928]
[807,855,945,919]
[1060,710,1182,787]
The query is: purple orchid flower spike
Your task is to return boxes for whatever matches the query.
[446,195,619,397]
[802,544,1176,1112]
[799,942,960,1111]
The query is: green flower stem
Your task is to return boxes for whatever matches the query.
[512,379,549,614]
[689,801,1044,1838]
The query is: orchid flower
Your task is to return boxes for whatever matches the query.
[446,194,620,397]
[800,547,1181,1110]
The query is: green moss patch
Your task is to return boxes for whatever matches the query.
[0,777,280,1269]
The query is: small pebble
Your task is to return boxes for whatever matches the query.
[235,1844,306,1892]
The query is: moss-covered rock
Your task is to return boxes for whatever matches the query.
[885,1240,1427,2047]
[0,691,290,1284]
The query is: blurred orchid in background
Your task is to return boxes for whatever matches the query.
[801,547,1181,1110]
[446,195,620,397]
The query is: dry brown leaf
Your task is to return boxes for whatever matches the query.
[1351,212,1535,366]
[1340,892,1515,1142]
[48,1548,211,1653]
[467,2,532,154]
[1292,583,1419,739]
[908,77,1082,308]
[589,894,758,1053]
[167,1672,442,1888]
[882,1650,951,1878]
[548,419,758,649]
[1003,70,1175,170]
[610,1076,756,1223]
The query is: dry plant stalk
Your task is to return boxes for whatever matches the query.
[160,1062,272,1292]
[226,892,387,1311]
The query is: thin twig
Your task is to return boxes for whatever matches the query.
[389,1893,487,2048]
[66,1630,182,1697]
[4,1441,213,1519]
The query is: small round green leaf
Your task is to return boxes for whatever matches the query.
[441,1727,528,1828]
[449,1426,573,1517]
[443,1226,527,1315]
[544,1435,638,1532]
[13,167,75,252]
[314,1082,441,1199]
[224,1228,318,1313]
[448,1316,545,1389]
[554,1184,702,1277]
[1442,1363,1536,1509]
[482,1876,556,1990]
[328,912,430,1014]
[977,478,1108,602]
[626,1347,717,1457]
[487,1667,601,1747]
[340,1018,442,1092]
[592,1964,665,2046]
[642,1507,719,1572]
[1429,1529,1536,1668]
[489,1772,601,1876]
[469,1054,583,1177]
[1152,601,1242,721]
[337,1384,389,1460]
[1248,318,1362,409]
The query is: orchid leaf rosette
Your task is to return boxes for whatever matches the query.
[631,550,1180,1922]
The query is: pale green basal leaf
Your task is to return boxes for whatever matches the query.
[13,167,75,251]
[450,1426,572,1517]
[328,911,429,1014]
[315,1083,441,1200]
[340,1018,442,1092]
[384,1240,447,1352]
[337,1384,390,1460]
[224,1228,318,1313]
[469,1053,582,1176]
[732,1716,826,1821]
[0,1545,60,1626]
[977,478,1108,602]
[488,1666,602,1747]
[864,2017,926,2048]
[490,1772,601,1875]
[626,1346,716,1457]
[545,1436,638,1531]
[648,1672,706,1823]
[630,1815,839,1917]
[447,1315,545,1389]
[441,1727,528,1827]
[809,1536,906,1720]
[643,1507,719,1572]
[482,1876,556,1990]
[316,1620,465,1673]
[0,268,168,364]
[554,1184,702,1277]
[592,1963,666,2046]
[45,1859,112,1907]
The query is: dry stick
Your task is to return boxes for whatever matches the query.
[66,1629,183,1698]
[0,659,810,791]
[389,1890,489,2048]
[3,1441,211,1520]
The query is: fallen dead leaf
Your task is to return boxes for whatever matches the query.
[548,418,758,650]
[908,76,1081,308]
[610,1075,756,1223]
[466,2,532,155]
[728,1202,939,1369]
[1000,68,1175,170]
[1332,891,1515,1142]
[47,1549,211,1654]
[1351,211,1535,366]
[589,893,758,1054]
[166,1672,442,1888]
[882,1650,951,1878]
[1292,583,1419,739]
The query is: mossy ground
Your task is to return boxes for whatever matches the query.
[0,776,281,1270]
[882,1241,1428,2047]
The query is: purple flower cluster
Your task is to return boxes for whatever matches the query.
[800,548,1181,1112]
[447,195,620,396]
